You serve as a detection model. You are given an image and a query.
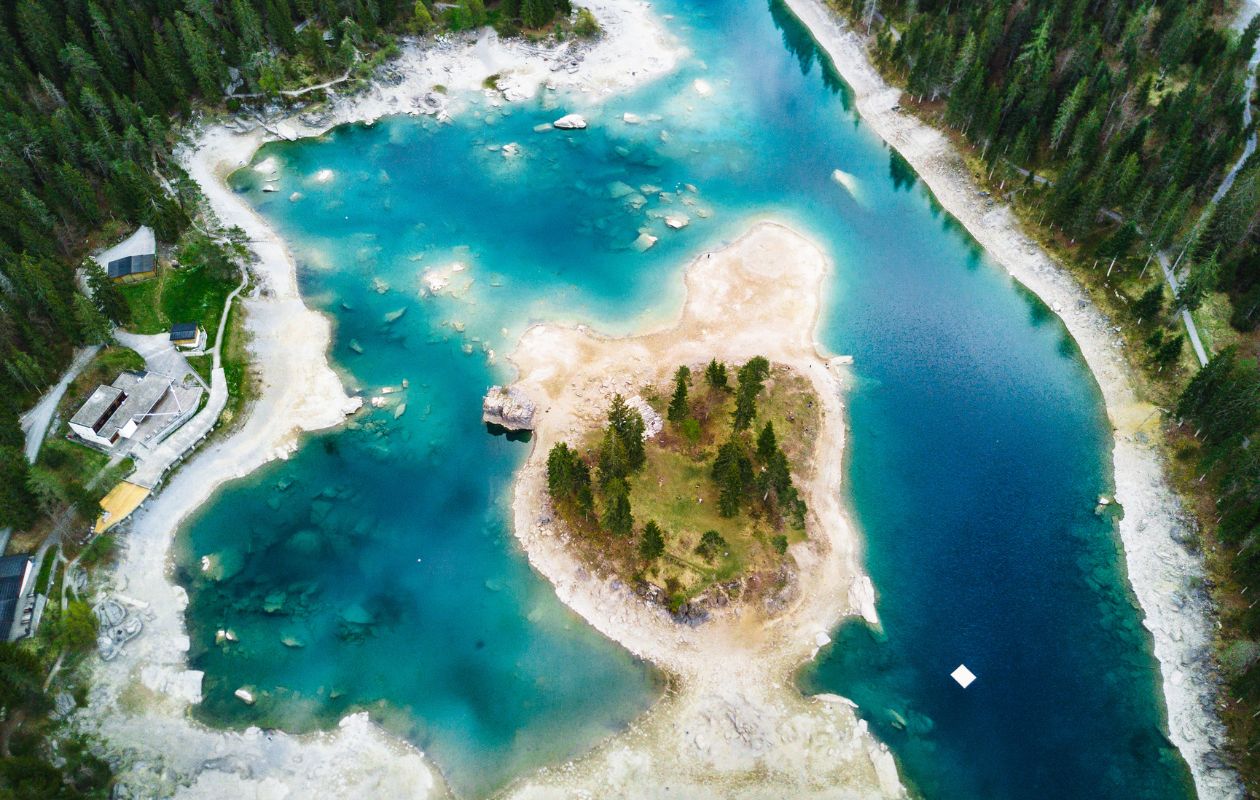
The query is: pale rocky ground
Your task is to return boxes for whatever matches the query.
[501,222,900,799]
[783,0,1244,796]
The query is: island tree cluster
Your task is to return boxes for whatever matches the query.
[545,357,814,614]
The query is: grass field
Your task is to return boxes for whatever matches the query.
[570,362,821,608]
[119,263,236,341]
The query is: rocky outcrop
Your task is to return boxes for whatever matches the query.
[626,395,663,439]
[483,386,536,431]
[553,113,588,129]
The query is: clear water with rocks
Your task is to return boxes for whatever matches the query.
[178,0,1196,797]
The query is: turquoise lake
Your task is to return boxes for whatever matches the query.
[179,0,1196,797]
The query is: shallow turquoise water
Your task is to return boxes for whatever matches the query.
[181,0,1195,797]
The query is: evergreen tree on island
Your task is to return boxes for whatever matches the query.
[640,520,665,560]
[606,394,646,471]
[668,365,691,423]
[602,478,634,536]
[731,357,769,431]
[705,359,729,391]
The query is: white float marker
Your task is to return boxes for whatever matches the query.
[951,664,977,688]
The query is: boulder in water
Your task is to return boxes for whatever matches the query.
[482,386,536,431]
[234,687,256,705]
[553,113,587,130]
[632,232,658,252]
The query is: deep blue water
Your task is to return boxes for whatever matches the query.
[178,0,1194,797]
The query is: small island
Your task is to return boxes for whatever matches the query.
[545,356,819,619]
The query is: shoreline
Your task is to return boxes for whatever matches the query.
[501,220,901,798]
[780,0,1242,797]
[79,6,685,797]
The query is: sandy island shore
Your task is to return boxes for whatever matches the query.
[78,4,687,798]
[782,0,1243,796]
[500,221,899,799]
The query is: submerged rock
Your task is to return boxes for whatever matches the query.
[632,232,658,252]
[607,181,635,199]
[664,214,690,230]
[340,603,375,625]
[553,113,587,130]
[482,385,536,431]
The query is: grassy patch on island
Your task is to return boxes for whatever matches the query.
[549,358,819,615]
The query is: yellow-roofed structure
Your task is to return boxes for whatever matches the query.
[95,481,151,534]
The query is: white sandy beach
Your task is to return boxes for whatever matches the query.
[79,4,686,797]
[781,0,1244,797]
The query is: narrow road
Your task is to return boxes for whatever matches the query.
[228,68,354,100]
[1216,4,1260,205]
[19,346,102,464]
[1158,251,1211,366]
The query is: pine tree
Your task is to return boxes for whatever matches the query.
[0,447,39,530]
[547,441,577,498]
[717,458,742,517]
[1050,78,1087,152]
[521,0,553,28]
[1179,253,1220,312]
[1132,284,1165,324]
[73,292,113,344]
[705,358,728,390]
[601,478,633,536]
[597,426,628,486]
[639,520,665,560]
[757,422,777,463]
[667,365,690,423]
[607,394,645,471]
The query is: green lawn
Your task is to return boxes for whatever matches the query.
[119,263,236,341]
[219,294,254,425]
[624,365,818,601]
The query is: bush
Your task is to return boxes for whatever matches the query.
[55,601,98,653]
[696,530,728,561]
[573,8,600,38]
[79,534,118,568]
